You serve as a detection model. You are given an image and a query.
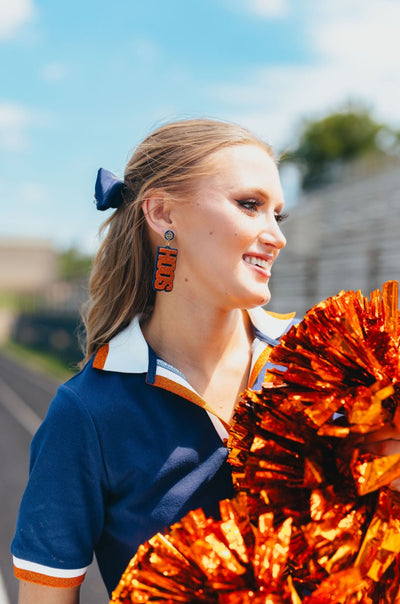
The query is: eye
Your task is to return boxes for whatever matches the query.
[237,198,262,212]
[275,211,288,224]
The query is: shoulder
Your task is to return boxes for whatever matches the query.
[58,358,143,407]
[37,361,147,448]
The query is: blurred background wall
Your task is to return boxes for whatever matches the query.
[0,240,89,367]
[0,239,57,293]
[269,156,400,316]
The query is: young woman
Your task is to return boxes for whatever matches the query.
[11,118,297,603]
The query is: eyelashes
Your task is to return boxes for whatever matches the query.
[237,199,262,212]
[275,212,288,224]
[236,199,288,224]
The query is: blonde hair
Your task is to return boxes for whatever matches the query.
[81,118,274,364]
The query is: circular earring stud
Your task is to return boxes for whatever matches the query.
[164,230,175,243]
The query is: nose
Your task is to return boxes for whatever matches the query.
[259,218,286,250]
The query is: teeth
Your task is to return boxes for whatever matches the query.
[244,256,270,270]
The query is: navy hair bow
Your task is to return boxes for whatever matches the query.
[94,168,124,211]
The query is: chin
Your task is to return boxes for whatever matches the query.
[257,295,271,307]
[241,289,271,309]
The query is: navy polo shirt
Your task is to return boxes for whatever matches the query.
[11,308,296,596]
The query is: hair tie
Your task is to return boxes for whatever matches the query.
[94,168,124,211]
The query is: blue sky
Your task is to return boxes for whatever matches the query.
[1,0,400,252]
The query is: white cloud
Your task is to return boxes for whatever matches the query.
[311,1,400,68]
[18,182,49,205]
[0,0,35,40]
[0,178,51,241]
[0,101,49,150]
[213,63,356,147]
[223,0,289,18]
[0,102,32,149]
[41,61,68,83]
[0,179,49,207]
[132,37,159,63]
[211,0,400,149]
[246,0,289,17]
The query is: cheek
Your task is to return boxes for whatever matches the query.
[179,205,251,253]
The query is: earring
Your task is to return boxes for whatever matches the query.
[152,230,178,292]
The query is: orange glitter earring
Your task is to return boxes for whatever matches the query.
[152,230,178,292]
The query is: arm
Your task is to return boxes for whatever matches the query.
[12,386,105,599]
[18,581,80,604]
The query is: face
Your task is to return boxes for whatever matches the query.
[172,144,287,309]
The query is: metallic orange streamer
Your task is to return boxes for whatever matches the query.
[111,281,400,603]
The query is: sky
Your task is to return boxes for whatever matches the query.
[1,0,400,252]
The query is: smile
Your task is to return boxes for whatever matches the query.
[243,255,272,272]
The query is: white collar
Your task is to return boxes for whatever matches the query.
[246,306,296,341]
[94,307,296,374]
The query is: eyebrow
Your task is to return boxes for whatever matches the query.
[247,187,270,200]
[231,186,268,199]
[235,187,284,209]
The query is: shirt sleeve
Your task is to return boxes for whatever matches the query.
[11,383,107,588]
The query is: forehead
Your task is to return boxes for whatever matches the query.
[200,144,281,193]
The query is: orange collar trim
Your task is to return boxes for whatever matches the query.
[153,375,231,433]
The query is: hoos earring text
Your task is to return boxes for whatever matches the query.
[152,230,178,292]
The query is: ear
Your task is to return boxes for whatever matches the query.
[141,191,174,241]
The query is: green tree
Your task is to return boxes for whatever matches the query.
[58,246,92,282]
[285,104,388,189]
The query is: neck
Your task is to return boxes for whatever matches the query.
[141,291,255,424]
[142,291,252,371]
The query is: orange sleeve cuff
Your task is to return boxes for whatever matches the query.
[14,565,85,588]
